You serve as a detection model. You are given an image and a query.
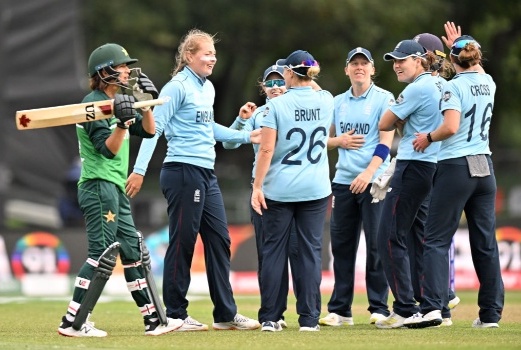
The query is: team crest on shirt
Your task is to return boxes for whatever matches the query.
[263,107,270,117]
[443,91,452,102]
[395,94,404,104]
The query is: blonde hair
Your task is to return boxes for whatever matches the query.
[436,58,455,79]
[293,65,320,81]
[451,42,482,69]
[172,29,218,76]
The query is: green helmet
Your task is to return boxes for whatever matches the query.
[87,43,138,76]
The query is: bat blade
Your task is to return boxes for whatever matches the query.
[15,98,165,130]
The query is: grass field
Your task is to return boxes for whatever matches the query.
[1,291,520,350]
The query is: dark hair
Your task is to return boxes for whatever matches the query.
[89,74,109,91]
[451,42,482,69]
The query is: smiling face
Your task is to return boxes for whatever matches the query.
[263,72,286,99]
[392,56,423,83]
[187,40,217,78]
[345,55,374,87]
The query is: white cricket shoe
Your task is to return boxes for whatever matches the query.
[448,296,461,309]
[58,316,107,337]
[403,310,442,329]
[369,313,388,324]
[175,316,209,331]
[472,318,499,328]
[318,313,354,326]
[145,317,184,335]
[299,325,320,332]
[261,321,283,332]
[439,318,453,327]
[375,312,406,329]
[212,313,261,330]
[277,319,288,328]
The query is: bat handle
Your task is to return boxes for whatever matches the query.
[134,98,166,109]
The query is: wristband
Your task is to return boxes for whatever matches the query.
[373,144,390,161]
[427,132,433,143]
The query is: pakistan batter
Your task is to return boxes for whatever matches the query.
[57,43,182,337]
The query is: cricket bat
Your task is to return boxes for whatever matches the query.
[15,98,166,130]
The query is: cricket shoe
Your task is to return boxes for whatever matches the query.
[58,315,107,337]
[175,316,209,331]
[472,318,499,328]
[277,319,288,328]
[318,313,354,326]
[213,313,261,330]
[448,296,461,309]
[435,318,453,327]
[261,321,282,332]
[145,317,184,335]
[403,310,442,329]
[369,313,388,324]
[299,325,320,332]
[375,312,406,329]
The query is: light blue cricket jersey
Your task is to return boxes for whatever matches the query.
[391,72,444,162]
[133,66,250,174]
[222,99,268,178]
[438,71,495,160]
[261,86,334,202]
[332,83,395,185]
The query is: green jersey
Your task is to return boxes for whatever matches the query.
[76,90,152,193]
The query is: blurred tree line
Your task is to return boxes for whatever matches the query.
[82,0,521,221]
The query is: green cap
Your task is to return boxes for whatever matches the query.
[87,43,138,76]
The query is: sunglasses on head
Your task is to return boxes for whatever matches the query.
[263,79,285,88]
[452,39,480,50]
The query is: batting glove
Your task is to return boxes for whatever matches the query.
[370,157,397,203]
[114,94,136,129]
[137,72,159,99]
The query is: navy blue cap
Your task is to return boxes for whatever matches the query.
[346,47,374,63]
[276,50,317,68]
[263,64,284,81]
[384,40,426,61]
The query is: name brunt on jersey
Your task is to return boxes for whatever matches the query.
[295,108,321,121]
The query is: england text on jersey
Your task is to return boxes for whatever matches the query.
[196,110,214,123]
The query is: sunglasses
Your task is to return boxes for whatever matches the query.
[452,39,480,50]
[263,79,285,88]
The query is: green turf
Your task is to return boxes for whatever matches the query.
[0,291,520,349]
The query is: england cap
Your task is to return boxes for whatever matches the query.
[383,40,426,61]
[262,64,284,81]
[346,47,374,63]
[276,50,317,67]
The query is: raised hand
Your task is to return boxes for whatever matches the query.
[442,21,462,49]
